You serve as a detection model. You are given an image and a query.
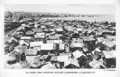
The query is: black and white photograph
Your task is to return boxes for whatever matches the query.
[4,4,116,69]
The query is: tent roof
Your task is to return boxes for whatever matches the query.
[41,44,54,50]
[72,50,85,59]
[48,36,59,40]
[32,29,43,33]
[64,58,79,67]
[102,40,115,48]
[70,42,84,48]
[102,50,115,58]
[89,59,102,68]
[20,36,32,40]
[57,55,69,62]
[30,42,43,47]
[14,46,27,53]
[83,36,95,41]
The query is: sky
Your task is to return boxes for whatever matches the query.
[4,4,116,15]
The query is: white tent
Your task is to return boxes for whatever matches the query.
[26,56,36,65]
[89,59,105,69]
[26,49,38,55]
[102,40,115,48]
[64,58,79,67]
[47,40,63,44]
[5,54,16,62]
[41,44,54,50]
[14,46,27,54]
[41,25,46,29]
[56,27,63,32]
[54,40,63,44]
[102,50,116,58]
[19,40,29,46]
[70,42,84,48]
[72,50,85,59]
[30,42,43,47]
[47,40,55,44]
[59,44,65,50]
[20,36,32,40]
[35,33,45,38]
[57,55,70,62]
[34,24,39,28]
[10,37,18,42]
[77,28,83,32]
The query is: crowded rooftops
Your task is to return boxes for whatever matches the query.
[4,12,116,69]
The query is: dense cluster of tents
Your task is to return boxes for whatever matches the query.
[4,17,116,69]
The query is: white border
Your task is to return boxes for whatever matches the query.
[0,0,120,77]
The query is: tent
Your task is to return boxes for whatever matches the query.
[96,37,104,42]
[35,33,46,38]
[102,50,116,59]
[14,46,27,54]
[26,31,34,36]
[32,29,42,33]
[26,56,36,65]
[10,37,18,42]
[41,44,54,50]
[5,54,16,63]
[34,24,39,28]
[59,44,65,50]
[72,50,85,59]
[83,36,95,41]
[46,39,63,44]
[48,36,59,40]
[57,55,70,62]
[102,40,115,48]
[70,42,84,48]
[47,40,55,44]
[54,40,63,44]
[56,27,63,32]
[20,36,32,40]
[105,35,116,41]
[89,59,105,69]
[77,28,83,32]
[41,25,46,29]
[26,56,42,68]
[19,40,29,46]
[64,58,79,68]
[26,48,38,55]
[30,42,43,47]
[64,26,74,32]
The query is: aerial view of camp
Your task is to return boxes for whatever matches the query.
[4,12,116,69]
